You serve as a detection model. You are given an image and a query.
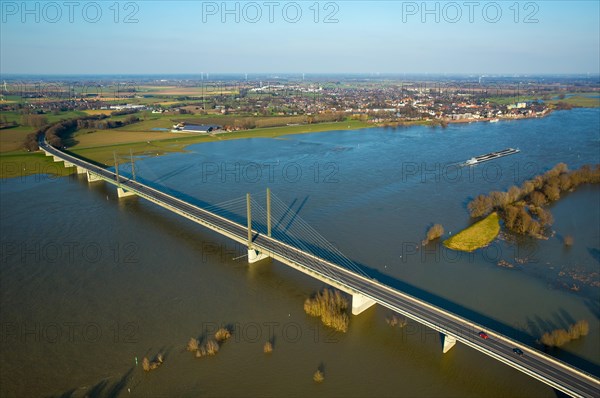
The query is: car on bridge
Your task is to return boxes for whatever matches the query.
[478,331,489,339]
[513,348,524,357]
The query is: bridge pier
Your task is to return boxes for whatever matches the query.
[117,187,136,198]
[53,156,63,163]
[86,171,101,183]
[351,293,376,315]
[76,166,86,175]
[442,334,457,353]
[248,248,269,263]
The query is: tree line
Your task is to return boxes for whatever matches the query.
[20,114,49,128]
[22,114,140,151]
[468,163,600,237]
[76,114,139,130]
[24,126,50,151]
[539,319,589,347]
[0,115,18,129]
[45,119,79,147]
[23,119,80,150]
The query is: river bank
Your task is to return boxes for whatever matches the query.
[0,104,586,179]
[0,113,542,179]
[0,119,371,178]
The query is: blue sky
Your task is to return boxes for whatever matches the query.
[1,1,599,74]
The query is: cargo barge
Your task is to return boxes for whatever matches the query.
[464,148,520,165]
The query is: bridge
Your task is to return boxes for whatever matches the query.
[40,140,600,398]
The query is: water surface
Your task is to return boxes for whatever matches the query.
[1,109,599,397]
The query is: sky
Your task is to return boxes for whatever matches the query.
[1,0,599,75]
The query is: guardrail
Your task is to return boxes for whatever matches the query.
[40,140,600,398]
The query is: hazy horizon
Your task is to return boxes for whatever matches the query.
[1,72,599,78]
[1,1,599,75]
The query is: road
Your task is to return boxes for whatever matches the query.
[41,141,600,398]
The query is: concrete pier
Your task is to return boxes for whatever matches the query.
[117,187,136,198]
[442,334,457,353]
[86,171,101,182]
[248,248,269,263]
[351,293,376,315]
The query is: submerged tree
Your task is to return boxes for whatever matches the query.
[422,224,444,245]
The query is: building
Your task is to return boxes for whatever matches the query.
[109,104,146,111]
[172,124,222,133]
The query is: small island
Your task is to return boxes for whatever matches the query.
[443,212,500,252]
[443,163,599,252]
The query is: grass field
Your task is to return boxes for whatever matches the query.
[486,93,600,108]
[0,110,174,153]
[1,110,99,153]
[2,110,89,125]
[485,96,541,105]
[547,95,600,108]
[83,109,114,116]
[138,86,239,96]
[443,212,501,252]
[156,101,182,106]
[73,129,184,148]
[0,106,370,169]
[69,119,371,165]
[111,117,180,132]
[0,151,75,179]
[0,125,37,152]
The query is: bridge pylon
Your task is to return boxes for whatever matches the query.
[113,152,135,198]
[246,192,269,264]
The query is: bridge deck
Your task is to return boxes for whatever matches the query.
[40,141,600,398]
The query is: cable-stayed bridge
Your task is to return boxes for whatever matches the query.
[40,140,600,398]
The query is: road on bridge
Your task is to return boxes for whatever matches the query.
[41,141,600,398]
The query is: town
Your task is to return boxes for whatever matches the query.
[2,76,596,137]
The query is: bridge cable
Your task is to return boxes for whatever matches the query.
[249,197,339,279]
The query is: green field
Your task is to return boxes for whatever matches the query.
[486,92,600,108]
[547,95,600,108]
[0,118,372,174]
[1,110,88,124]
[70,119,371,165]
[485,96,541,105]
[0,151,75,179]
[0,125,37,152]
[443,212,501,252]
[1,110,92,152]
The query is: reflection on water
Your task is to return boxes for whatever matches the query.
[1,109,599,397]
